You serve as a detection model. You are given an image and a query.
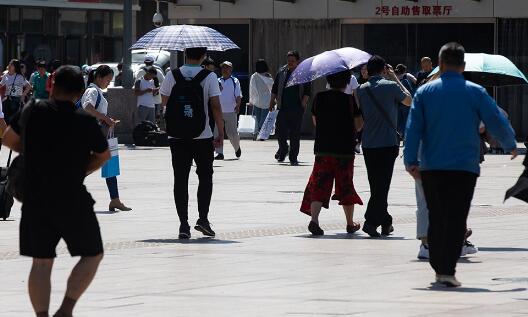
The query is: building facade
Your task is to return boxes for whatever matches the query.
[0,0,142,69]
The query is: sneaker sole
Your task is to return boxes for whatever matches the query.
[178,233,191,239]
[195,225,215,237]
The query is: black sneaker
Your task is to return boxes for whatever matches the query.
[362,223,381,238]
[195,219,216,237]
[235,147,242,158]
[215,153,224,160]
[381,224,394,236]
[308,221,324,236]
[290,160,299,166]
[179,223,191,239]
[275,152,286,162]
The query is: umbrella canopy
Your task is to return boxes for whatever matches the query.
[130,25,240,52]
[286,47,372,87]
[428,53,528,87]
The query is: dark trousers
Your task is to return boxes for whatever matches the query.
[276,107,304,162]
[421,171,477,276]
[169,138,214,224]
[105,177,119,200]
[4,97,22,124]
[363,146,399,227]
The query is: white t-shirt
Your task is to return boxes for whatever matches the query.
[160,65,221,139]
[135,78,156,108]
[218,76,242,113]
[81,83,108,116]
[135,66,165,104]
[249,73,274,110]
[0,73,29,97]
[325,75,359,95]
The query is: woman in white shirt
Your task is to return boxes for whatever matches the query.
[82,65,131,212]
[249,59,274,139]
[0,59,31,123]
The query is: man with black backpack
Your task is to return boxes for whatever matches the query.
[160,47,224,239]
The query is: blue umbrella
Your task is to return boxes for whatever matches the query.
[130,25,240,52]
[428,53,528,87]
[287,47,371,87]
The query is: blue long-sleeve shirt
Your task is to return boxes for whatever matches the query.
[404,72,516,175]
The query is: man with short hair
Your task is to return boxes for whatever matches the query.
[134,66,158,124]
[404,42,517,287]
[136,55,165,120]
[161,47,224,239]
[3,65,110,317]
[416,57,433,87]
[202,57,216,72]
[269,50,311,166]
[31,60,50,99]
[214,61,242,160]
[356,55,413,238]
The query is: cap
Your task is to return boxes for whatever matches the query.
[220,61,233,68]
[37,60,47,67]
[144,55,155,63]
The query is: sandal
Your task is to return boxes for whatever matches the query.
[346,222,361,234]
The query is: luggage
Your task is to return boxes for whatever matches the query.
[0,151,15,220]
[165,68,210,139]
[133,121,169,147]
[238,105,257,138]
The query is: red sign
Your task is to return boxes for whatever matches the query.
[376,5,453,17]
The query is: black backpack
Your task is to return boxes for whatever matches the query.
[165,68,211,139]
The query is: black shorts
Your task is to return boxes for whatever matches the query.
[20,197,103,258]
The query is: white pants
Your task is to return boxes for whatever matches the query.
[214,112,240,154]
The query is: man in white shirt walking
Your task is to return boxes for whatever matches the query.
[135,55,165,120]
[215,61,242,160]
[134,66,158,124]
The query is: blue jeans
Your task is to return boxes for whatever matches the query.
[254,107,269,135]
[106,176,119,200]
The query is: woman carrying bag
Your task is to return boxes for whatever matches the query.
[249,59,274,139]
[81,65,131,212]
[0,59,31,123]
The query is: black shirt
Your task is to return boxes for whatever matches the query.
[311,90,362,156]
[416,70,432,87]
[11,99,108,208]
[271,68,311,110]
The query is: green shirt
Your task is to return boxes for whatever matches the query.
[31,71,50,99]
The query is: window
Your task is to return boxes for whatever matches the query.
[59,10,87,36]
[112,12,123,36]
[8,8,20,32]
[90,11,111,35]
[22,8,43,33]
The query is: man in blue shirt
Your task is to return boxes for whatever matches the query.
[404,42,517,287]
[356,56,412,238]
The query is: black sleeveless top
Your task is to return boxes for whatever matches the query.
[311,90,361,156]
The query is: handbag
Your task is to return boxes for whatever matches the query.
[237,105,257,136]
[364,84,402,139]
[101,128,120,178]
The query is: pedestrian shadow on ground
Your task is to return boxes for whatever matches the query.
[295,233,412,240]
[94,210,120,215]
[478,247,528,252]
[414,284,527,293]
[138,238,240,244]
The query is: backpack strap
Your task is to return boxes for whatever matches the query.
[192,69,211,84]
[171,68,187,84]
[231,76,237,97]
[364,83,401,138]
[94,89,102,110]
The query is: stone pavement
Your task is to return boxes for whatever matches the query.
[1,140,527,316]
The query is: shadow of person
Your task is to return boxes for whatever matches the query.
[414,283,527,293]
[478,247,528,252]
[94,210,119,215]
[138,238,240,245]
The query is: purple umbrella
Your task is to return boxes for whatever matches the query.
[286,47,372,87]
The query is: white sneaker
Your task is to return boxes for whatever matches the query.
[436,275,462,287]
[417,244,429,260]
[461,241,478,256]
